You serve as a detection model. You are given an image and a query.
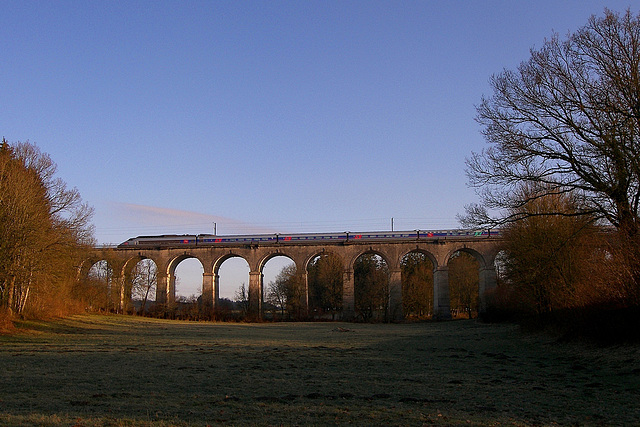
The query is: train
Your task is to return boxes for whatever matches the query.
[117,229,498,248]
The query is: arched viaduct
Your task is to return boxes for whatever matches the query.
[81,236,502,321]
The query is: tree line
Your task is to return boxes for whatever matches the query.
[0,139,94,323]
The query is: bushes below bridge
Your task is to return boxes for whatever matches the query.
[481,210,640,343]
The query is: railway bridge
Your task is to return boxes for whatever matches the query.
[83,233,503,321]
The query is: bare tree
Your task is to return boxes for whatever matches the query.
[307,253,343,319]
[463,9,640,241]
[448,252,479,318]
[131,259,157,314]
[265,264,303,319]
[265,277,288,318]
[401,252,433,318]
[0,139,94,317]
[234,283,249,316]
[498,187,607,316]
[87,261,113,311]
[354,254,389,322]
[0,141,50,314]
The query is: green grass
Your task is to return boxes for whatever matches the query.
[1,315,639,426]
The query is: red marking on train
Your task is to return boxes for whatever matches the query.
[427,233,433,237]
[183,240,189,244]
[354,235,362,239]
[215,239,222,242]
[284,236,292,241]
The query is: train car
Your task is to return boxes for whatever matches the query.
[346,231,418,241]
[416,229,498,239]
[276,232,347,242]
[197,234,278,244]
[118,234,197,248]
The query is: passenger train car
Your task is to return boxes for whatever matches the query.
[117,229,498,248]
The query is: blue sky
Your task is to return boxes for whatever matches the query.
[2,0,634,297]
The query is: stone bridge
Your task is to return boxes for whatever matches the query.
[81,235,502,320]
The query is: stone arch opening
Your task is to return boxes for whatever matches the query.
[447,249,482,318]
[261,254,298,320]
[84,260,114,311]
[306,251,344,320]
[400,250,435,319]
[126,258,158,315]
[173,258,204,301]
[214,255,250,317]
[164,255,205,318]
[353,251,390,322]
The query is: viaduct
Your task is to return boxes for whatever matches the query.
[81,234,503,321]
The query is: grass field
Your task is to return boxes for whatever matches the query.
[0,315,638,426]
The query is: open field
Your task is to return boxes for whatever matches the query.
[0,316,639,426]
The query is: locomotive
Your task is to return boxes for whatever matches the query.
[117,229,497,248]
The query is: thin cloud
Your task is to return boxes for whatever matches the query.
[110,202,274,235]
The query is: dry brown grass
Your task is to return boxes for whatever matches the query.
[0,315,638,425]
[0,309,16,334]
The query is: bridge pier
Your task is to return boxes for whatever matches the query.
[389,269,403,322]
[298,271,309,319]
[168,272,177,304]
[214,273,220,311]
[156,274,168,305]
[433,267,452,320]
[479,266,497,315]
[342,269,355,320]
[201,273,214,316]
[249,271,263,320]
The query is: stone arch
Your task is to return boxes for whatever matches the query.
[352,249,391,322]
[211,253,251,314]
[399,248,438,271]
[167,253,205,275]
[257,250,298,273]
[164,254,205,304]
[259,251,303,319]
[399,249,436,319]
[446,248,481,318]
[305,250,345,320]
[213,252,249,275]
[346,247,392,272]
[119,255,160,314]
[303,249,345,271]
[444,247,487,269]
[79,256,117,281]
[440,246,498,318]
[78,257,117,312]
[78,257,99,281]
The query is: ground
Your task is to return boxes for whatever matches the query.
[0,315,638,426]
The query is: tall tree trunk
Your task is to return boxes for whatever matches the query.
[6,276,16,314]
[17,286,30,314]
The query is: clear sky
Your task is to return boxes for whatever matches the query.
[2,0,634,297]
